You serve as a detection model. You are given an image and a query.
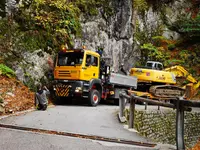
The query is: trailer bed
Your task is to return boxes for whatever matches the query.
[109,73,137,88]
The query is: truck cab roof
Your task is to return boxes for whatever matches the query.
[59,49,100,57]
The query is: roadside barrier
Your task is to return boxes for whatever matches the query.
[118,90,200,150]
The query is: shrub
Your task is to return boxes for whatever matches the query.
[168,44,176,50]
[0,64,15,78]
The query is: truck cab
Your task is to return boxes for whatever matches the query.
[53,47,103,106]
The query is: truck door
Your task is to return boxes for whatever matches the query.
[83,54,99,80]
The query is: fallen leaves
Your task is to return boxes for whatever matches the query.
[0,75,34,115]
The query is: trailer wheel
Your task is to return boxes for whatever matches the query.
[88,89,100,106]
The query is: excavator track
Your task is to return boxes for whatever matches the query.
[149,85,185,98]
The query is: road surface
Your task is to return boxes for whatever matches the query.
[0,104,176,150]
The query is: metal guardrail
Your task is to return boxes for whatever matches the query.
[118,90,200,150]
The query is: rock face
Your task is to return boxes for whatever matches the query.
[75,0,190,72]
[75,0,136,72]
[13,50,54,88]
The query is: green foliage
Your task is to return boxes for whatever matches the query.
[16,0,82,50]
[24,75,37,91]
[167,44,175,50]
[134,0,148,13]
[75,0,113,18]
[0,64,15,78]
[0,0,82,59]
[141,43,170,64]
[165,59,184,66]
[152,36,165,40]
[169,15,200,38]
[179,50,188,59]
[0,17,20,57]
[147,0,175,11]
[0,98,3,103]
[135,20,164,45]
[0,0,6,17]
[152,36,166,46]
[0,0,114,62]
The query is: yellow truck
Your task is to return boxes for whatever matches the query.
[129,61,199,99]
[53,46,137,106]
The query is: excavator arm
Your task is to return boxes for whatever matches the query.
[165,65,200,98]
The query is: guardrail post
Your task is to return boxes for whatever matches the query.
[118,92,126,123]
[145,102,147,110]
[176,98,185,150]
[158,99,160,110]
[129,96,135,129]
[119,95,124,117]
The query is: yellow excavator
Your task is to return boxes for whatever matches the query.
[129,61,199,100]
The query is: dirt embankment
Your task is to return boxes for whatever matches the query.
[0,76,34,115]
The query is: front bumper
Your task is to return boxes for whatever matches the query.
[53,80,84,97]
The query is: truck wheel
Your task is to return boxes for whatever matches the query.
[88,89,100,106]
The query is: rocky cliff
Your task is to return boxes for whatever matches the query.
[3,0,194,86]
[76,0,135,72]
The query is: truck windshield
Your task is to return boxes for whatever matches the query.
[57,52,84,66]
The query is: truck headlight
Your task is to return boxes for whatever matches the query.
[75,87,82,93]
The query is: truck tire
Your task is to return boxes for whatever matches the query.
[88,89,100,106]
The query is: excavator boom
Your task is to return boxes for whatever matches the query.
[165,66,197,83]
[165,65,200,93]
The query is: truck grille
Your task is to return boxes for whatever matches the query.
[55,84,71,97]
[58,71,71,77]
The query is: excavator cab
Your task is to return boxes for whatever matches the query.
[145,61,164,70]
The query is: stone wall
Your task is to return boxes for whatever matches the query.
[125,109,200,148]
